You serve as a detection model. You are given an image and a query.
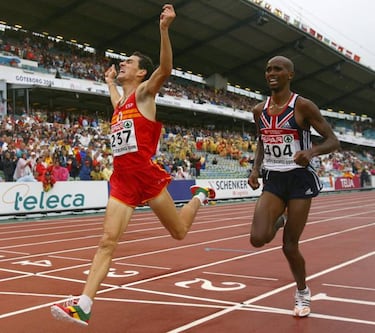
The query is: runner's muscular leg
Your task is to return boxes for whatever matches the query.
[83,197,134,299]
[149,188,201,240]
[282,198,311,290]
[251,191,286,247]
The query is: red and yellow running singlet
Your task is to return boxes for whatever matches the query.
[110,92,162,170]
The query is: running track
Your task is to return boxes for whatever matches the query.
[0,190,374,333]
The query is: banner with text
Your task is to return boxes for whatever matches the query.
[0,181,108,216]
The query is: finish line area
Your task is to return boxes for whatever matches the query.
[0,191,374,333]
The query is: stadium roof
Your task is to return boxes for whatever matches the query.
[1,0,375,118]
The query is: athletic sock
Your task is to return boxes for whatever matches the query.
[195,191,207,205]
[78,294,93,314]
[298,287,309,294]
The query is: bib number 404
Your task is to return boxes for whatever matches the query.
[264,143,293,158]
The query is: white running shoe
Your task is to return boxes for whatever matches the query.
[293,287,311,317]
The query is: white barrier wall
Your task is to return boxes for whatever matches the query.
[0,181,108,216]
[195,178,263,199]
[0,176,373,218]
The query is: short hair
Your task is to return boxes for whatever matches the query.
[132,51,154,81]
[268,56,294,72]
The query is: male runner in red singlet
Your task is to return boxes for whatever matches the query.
[248,56,340,317]
[51,4,214,326]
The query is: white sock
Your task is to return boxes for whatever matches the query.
[195,191,207,205]
[78,294,93,314]
[298,287,309,294]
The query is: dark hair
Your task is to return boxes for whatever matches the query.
[132,51,154,81]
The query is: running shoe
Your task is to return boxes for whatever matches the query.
[274,214,287,231]
[51,301,90,326]
[293,287,311,317]
[190,185,216,204]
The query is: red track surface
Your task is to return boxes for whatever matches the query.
[0,190,374,333]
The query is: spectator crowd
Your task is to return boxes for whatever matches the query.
[0,25,374,188]
[0,112,374,188]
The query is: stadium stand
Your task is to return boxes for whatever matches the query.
[0,14,375,184]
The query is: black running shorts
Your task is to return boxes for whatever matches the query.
[262,167,322,202]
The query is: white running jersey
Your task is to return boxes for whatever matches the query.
[259,93,312,171]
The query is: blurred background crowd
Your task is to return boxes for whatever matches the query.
[0,25,374,187]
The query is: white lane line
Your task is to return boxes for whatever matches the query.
[1,291,373,327]
[312,293,375,306]
[115,262,171,270]
[115,222,375,288]
[323,283,375,292]
[203,271,278,281]
[0,223,247,258]
[166,251,375,332]
[0,207,373,324]
[48,255,91,262]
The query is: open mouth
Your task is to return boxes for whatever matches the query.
[268,78,278,83]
